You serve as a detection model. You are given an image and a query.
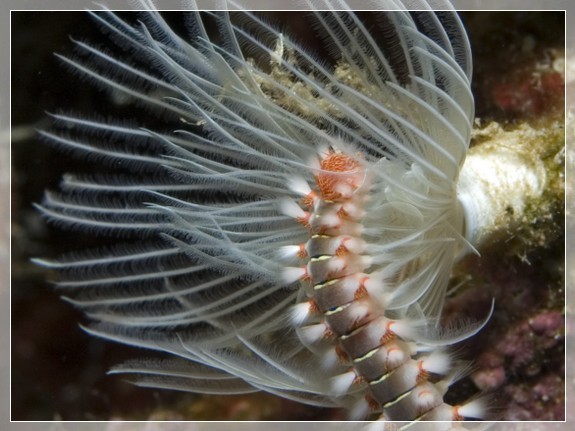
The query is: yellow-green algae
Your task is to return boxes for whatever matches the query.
[466,119,565,257]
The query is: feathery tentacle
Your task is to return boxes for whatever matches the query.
[36,1,485,424]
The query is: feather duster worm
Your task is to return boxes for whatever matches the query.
[32,0,527,426]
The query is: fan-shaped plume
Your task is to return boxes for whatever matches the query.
[35,0,489,426]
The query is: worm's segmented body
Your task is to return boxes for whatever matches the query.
[283,149,476,422]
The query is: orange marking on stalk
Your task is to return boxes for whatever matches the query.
[415,386,437,416]
[300,266,312,283]
[337,204,351,218]
[452,406,464,421]
[296,211,311,227]
[321,151,360,172]
[335,238,351,256]
[308,299,320,313]
[315,151,362,201]
[335,345,350,362]
[416,360,430,384]
[352,373,366,385]
[380,321,397,344]
[349,302,373,331]
[365,393,380,411]
[297,243,308,258]
[323,327,335,339]
[385,343,402,370]
[301,190,318,209]
[354,283,368,300]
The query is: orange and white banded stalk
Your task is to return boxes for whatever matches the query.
[32,0,544,426]
[280,144,487,423]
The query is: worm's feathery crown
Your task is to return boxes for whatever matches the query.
[35,0,477,415]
